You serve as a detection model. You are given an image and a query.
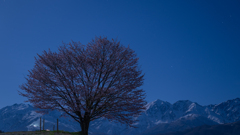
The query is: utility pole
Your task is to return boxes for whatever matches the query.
[57,118,59,133]
[43,118,45,131]
[40,117,41,132]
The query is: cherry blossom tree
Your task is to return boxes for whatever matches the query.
[18,36,147,135]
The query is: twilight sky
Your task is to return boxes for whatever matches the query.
[0,0,240,109]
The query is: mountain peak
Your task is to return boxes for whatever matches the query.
[174,100,192,104]
[145,99,171,110]
[11,103,30,110]
[229,97,240,103]
[172,100,193,112]
[214,97,240,108]
[154,99,170,104]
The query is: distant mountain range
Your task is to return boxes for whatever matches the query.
[0,98,240,135]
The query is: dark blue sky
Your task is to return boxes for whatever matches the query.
[0,0,240,109]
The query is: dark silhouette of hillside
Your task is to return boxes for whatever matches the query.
[160,121,240,135]
[140,115,218,135]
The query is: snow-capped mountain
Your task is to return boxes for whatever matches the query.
[0,103,80,133]
[0,98,240,135]
[78,98,240,135]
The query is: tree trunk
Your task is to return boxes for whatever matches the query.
[80,119,90,135]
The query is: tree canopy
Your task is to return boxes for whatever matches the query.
[18,36,147,135]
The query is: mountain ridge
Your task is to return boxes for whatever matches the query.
[0,98,240,135]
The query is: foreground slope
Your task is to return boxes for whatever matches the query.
[140,114,218,135]
[161,120,240,135]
